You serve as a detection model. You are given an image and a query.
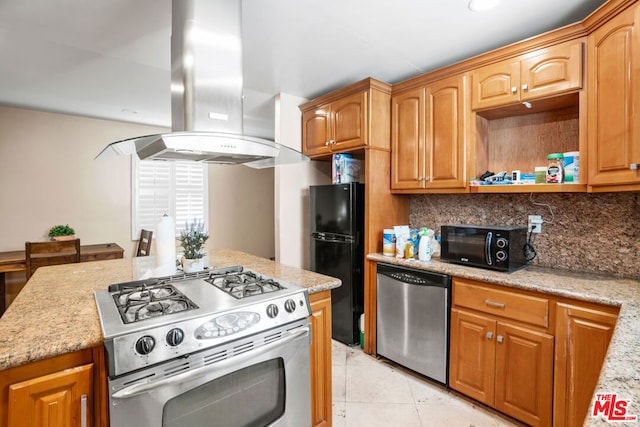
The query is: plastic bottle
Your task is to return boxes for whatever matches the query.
[418,227,431,262]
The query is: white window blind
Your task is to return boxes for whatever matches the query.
[132,158,208,239]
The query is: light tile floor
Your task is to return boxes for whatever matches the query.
[331,340,523,427]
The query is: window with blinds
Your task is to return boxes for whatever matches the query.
[132,158,208,239]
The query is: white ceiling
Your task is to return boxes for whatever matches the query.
[0,0,606,139]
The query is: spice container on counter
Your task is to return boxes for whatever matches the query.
[546,153,564,183]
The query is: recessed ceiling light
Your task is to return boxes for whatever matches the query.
[468,0,501,12]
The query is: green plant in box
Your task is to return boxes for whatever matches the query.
[178,220,209,259]
[48,224,75,237]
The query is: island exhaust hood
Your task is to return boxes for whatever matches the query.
[96,0,307,168]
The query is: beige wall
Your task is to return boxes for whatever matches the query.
[274,93,331,269]
[0,106,276,304]
[208,165,275,259]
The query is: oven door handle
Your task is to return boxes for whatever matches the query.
[112,326,310,400]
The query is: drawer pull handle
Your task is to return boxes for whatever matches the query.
[497,335,504,343]
[486,332,494,340]
[485,299,505,309]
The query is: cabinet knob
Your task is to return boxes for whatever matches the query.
[522,84,529,91]
[325,141,330,146]
[486,332,494,340]
[497,335,504,343]
[418,176,423,181]
[329,140,335,145]
[424,176,430,181]
[511,86,518,94]
[631,163,639,170]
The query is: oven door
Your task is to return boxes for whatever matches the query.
[108,323,311,427]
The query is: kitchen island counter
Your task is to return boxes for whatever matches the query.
[0,249,341,371]
[368,253,640,427]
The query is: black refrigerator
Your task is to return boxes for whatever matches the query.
[310,183,364,345]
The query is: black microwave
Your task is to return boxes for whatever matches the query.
[440,225,527,272]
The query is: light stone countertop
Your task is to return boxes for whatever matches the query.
[0,249,340,372]
[368,253,640,427]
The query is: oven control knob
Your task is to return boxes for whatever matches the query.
[166,328,184,347]
[266,304,279,318]
[135,336,156,355]
[284,299,297,313]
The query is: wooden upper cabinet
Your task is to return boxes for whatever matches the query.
[471,61,520,110]
[331,91,367,152]
[587,3,640,189]
[302,106,332,157]
[391,73,467,192]
[300,78,391,158]
[391,87,426,189]
[472,40,583,110]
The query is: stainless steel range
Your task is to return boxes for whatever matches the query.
[95,265,312,427]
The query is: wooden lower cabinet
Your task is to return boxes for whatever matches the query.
[0,347,106,427]
[553,302,618,427]
[450,308,554,426]
[8,364,93,427]
[309,290,332,427]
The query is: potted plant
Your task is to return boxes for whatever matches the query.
[48,224,76,241]
[178,220,209,272]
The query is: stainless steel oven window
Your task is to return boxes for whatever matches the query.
[163,358,285,427]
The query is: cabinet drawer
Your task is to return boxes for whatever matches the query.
[453,279,549,328]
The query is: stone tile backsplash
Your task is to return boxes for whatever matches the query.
[409,192,640,278]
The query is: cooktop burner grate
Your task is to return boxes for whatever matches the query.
[206,271,285,299]
[112,283,198,324]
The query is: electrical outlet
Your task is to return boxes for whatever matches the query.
[528,215,542,233]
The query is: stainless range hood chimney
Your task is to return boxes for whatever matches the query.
[96,0,307,168]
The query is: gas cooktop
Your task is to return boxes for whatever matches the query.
[94,265,311,377]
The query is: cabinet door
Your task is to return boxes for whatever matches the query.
[494,322,554,427]
[331,91,367,152]
[449,308,496,405]
[309,291,332,427]
[588,4,640,187]
[391,87,426,189]
[554,303,618,427]
[520,41,583,101]
[8,364,92,427]
[471,60,520,110]
[302,105,332,157]
[425,74,467,189]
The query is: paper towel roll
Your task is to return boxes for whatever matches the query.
[155,214,176,267]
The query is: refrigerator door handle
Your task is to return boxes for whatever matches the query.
[311,232,354,243]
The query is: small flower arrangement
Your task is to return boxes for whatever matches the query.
[178,220,209,259]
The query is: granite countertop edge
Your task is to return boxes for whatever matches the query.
[0,250,340,372]
[368,253,640,427]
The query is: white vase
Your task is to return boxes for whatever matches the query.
[183,258,204,273]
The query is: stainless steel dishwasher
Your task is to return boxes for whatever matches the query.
[376,263,451,385]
